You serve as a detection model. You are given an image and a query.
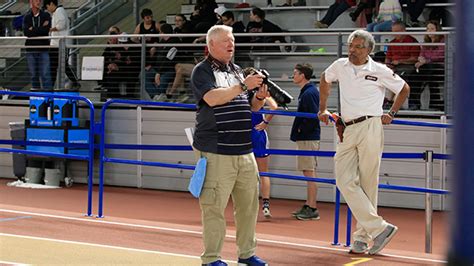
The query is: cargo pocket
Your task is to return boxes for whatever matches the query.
[199,181,217,206]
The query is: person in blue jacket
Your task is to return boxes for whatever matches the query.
[290,63,321,221]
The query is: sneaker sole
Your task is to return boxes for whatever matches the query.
[295,216,320,221]
[349,249,368,254]
[348,247,368,254]
[238,264,268,266]
[368,225,398,255]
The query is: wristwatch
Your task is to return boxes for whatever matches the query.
[240,83,248,92]
[388,110,397,117]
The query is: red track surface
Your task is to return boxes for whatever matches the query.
[0,178,448,265]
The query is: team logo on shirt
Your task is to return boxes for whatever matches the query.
[365,75,378,81]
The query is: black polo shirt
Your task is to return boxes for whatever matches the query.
[190,59,252,155]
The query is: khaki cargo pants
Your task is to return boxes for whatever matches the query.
[196,150,260,264]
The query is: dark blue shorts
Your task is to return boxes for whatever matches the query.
[251,129,269,158]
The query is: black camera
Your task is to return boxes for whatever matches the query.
[243,68,294,110]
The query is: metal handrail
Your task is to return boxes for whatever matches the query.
[0,0,16,12]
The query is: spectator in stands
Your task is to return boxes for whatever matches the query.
[246,7,286,51]
[165,14,202,103]
[190,24,268,266]
[174,14,195,44]
[132,8,160,65]
[100,26,123,99]
[366,0,402,41]
[399,0,425,27]
[385,21,420,109]
[44,0,80,90]
[23,0,52,91]
[189,0,218,33]
[221,11,247,43]
[414,20,445,110]
[319,29,409,255]
[349,0,376,24]
[243,67,278,219]
[290,63,321,221]
[118,33,141,98]
[152,23,182,102]
[314,0,356,28]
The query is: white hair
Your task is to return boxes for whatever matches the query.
[206,25,233,47]
[348,29,375,53]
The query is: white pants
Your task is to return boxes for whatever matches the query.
[334,117,388,243]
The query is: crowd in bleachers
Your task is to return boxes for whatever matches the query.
[9,0,452,111]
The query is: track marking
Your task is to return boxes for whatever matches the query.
[344,258,373,265]
[0,216,32,222]
[0,208,447,264]
[0,233,201,259]
[0,260,29,266]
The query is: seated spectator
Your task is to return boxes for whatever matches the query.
[174,14,195,44]
[367,0,402,41]
[100,27,140,99]
[399,0,425,27]
[414,20,445,110]
[100,26,124,99]
[314,0,356,28]
[221,11,246,41]
[189,0,218,33]
[150,23,182,101]
[246,7,286,51]
[349,0,376,24]
[132,8,160,66]
[384,21,420,109]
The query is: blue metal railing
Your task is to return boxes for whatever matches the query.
[0,91,96,216]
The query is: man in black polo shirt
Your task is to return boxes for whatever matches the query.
[190,25,268,266]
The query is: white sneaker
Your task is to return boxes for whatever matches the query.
[176,94,190,103]
[263,207,272,218]
[153,94,167,102]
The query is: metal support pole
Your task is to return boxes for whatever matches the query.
[57,38,65,89]
[346,207,352,247]
[332,188,341,245]
[137,106,142,188]
[139,37,146,100]
[133,0,139,26]
[424,150,434,253]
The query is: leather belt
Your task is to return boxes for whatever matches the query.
[344,115,373,126]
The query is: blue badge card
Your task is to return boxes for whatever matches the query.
[188,157,207,198]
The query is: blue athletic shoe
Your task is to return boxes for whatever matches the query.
[238,255,268,266]
[202,260,228,266]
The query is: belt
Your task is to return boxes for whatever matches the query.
[344,115,373,126]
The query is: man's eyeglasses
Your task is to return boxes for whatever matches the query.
[109,32,118,35]
[348,43,366,49]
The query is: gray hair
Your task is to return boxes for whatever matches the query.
[347,29,375,53]
[206,25,233,47]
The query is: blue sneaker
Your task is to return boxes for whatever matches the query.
[202,260,228,266]
[238,255,268,266]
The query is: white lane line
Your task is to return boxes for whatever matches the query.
[0,260,30,266]
[0,233,204,261]
[0,208,447,264]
